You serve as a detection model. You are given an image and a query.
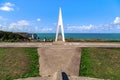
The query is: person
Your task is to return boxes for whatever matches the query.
[43,37,46,42]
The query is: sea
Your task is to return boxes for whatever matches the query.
[36,33,120,40]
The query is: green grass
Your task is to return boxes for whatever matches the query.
[66,38,120,42]
[0,48,39,80]
[80,48,120,80]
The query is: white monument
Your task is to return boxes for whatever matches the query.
[55,8,65,42]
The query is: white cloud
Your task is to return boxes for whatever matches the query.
[9,20,29,27]
[0,19,54,32]
[36,18,41,22]
[113,17,120,24]
[66,24,119,33]
[0,24,8,31]
[35,26,39,30]
[67,24,94,31]
[0,2,15,11]
[1,16,120,33]
[66,17,120,32]
[41,27,53,32]
[4,2,14,6]
[30,26,53,33]
[8,20,30,31]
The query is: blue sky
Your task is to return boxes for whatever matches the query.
[0,0,120,33]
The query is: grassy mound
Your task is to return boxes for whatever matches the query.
[0,48,39,80]
[80,48,120,80]
[0,31,29,42]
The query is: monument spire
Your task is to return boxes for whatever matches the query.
[55,7,65,42]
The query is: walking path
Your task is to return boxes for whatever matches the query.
[1,42,120,47]
[38,45,81,76]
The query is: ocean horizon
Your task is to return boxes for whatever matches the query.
[36,33,120,40]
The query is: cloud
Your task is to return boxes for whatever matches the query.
[0,2,15,11]
[67,24,94,31]
[0,16,7,21]
[113,17,120,24]
[66,23,120,33]
[36,18,41,22]
[29,26,53,33]
[1,16,120,33]
[0,19,53,33]
[9,20,30,28]
[8,20,30,31]
[41,27,53,32]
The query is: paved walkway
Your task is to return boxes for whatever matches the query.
[38,45,81,77]
[1,42,120,47]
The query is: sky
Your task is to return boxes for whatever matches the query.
[0,0,120,33]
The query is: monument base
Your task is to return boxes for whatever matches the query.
[52,41,65,45]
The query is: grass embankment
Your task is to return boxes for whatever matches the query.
[66,38,120,42]
[0,31,30,42]
[80,48,120,80]
[0,48,39,80]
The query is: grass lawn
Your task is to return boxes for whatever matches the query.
[80,48,120,80]
[0,48,39,80]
